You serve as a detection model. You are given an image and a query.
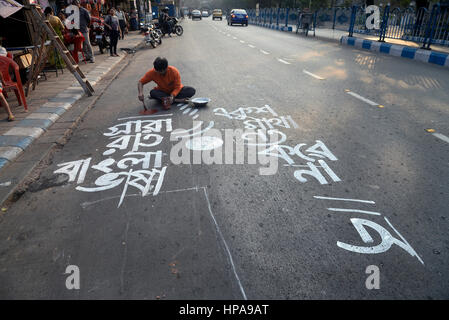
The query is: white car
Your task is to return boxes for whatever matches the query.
[202,11,208,17]
[191,9,202,20]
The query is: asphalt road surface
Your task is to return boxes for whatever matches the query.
[0,17,448,299]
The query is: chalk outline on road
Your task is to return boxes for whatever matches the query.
[80,186,248,299]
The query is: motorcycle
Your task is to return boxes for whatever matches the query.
[142,23,162,48]
[155,17,183,37]
[89,16,109,54]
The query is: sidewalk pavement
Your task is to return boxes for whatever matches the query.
[0,31,144,173]
[249,21,449,67]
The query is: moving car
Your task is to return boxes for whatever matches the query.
[227,9,248,26]
[212,9,222,20]
[202,10,209,17]
[192,9,202,20]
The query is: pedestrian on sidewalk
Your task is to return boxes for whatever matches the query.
[137,57,196,113]
[0,78,15,122]
[116,6,127,40]
[129,8,138,31]
[104,8,121,57]
[73,0,94,63]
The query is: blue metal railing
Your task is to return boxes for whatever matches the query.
[247,4,448,49]
[348,3,449,48]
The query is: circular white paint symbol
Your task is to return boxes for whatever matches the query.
[186,136,223,151]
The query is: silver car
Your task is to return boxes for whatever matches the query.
[192,9,202,20]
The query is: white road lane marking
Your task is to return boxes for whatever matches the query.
[179,104,190,111]
[248,44,255,48]
[346,91,380,106]
[240,40,245,43]
[432,133,449,144]
[303,69,325,80]
[277,58,291,65]
[314,196,375,204]
[327,208,381,216]
[233,36,237,39]
[260,49,270,54]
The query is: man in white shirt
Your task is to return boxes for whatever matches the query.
[116,7,127,40]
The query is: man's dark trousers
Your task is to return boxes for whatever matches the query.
[150,86,196,101]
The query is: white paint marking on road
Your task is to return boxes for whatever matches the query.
[80,186,203,209]
[227,34,231,36]
[203,187,247,300]
[260,49,270,54]
[172,121,215,139]
[240,40,245,43]
[347,91,379,106]
[233,36,237,39]
[277,58,290,65]
[303,69,325,80]
[189,109,199,116]
[286,115,299,129]
[384,217,424,265]
[314,196,375,204]
[284,164,324,167]
[183,108,192,115]
[248,44,255,48]
[192,114,199,120]
[432,133,449,144]
[117,114,173,120]
[179,104,190,111]
[327,208,381,216]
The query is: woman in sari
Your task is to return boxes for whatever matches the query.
[44,7,66,68]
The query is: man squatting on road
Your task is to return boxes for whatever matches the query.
[138,57,196,113]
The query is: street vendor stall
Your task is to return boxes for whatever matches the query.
[0,0,93,96]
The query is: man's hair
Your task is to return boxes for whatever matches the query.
[72,0,80,6]
[153,57,168,72]
[44,7,53,15]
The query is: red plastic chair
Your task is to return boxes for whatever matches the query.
[0,56,28,111]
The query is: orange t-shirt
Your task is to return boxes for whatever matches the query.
[139,66,184,97]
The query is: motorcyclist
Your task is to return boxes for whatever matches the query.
[159,7,172,35]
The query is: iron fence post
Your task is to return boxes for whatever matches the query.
[422,3,441,50]
[378,5,390,42]
[349,5,357,37]
[332,7,337,30]
[276,7,281,28]
[286,8,290,27]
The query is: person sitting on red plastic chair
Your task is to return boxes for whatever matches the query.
[64,29,86,63]
[0,76,15,122]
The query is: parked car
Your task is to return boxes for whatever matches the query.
[192,9,202,20]
[227,9,248,26]
[212,9,222,20]
[202,10,209,17]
